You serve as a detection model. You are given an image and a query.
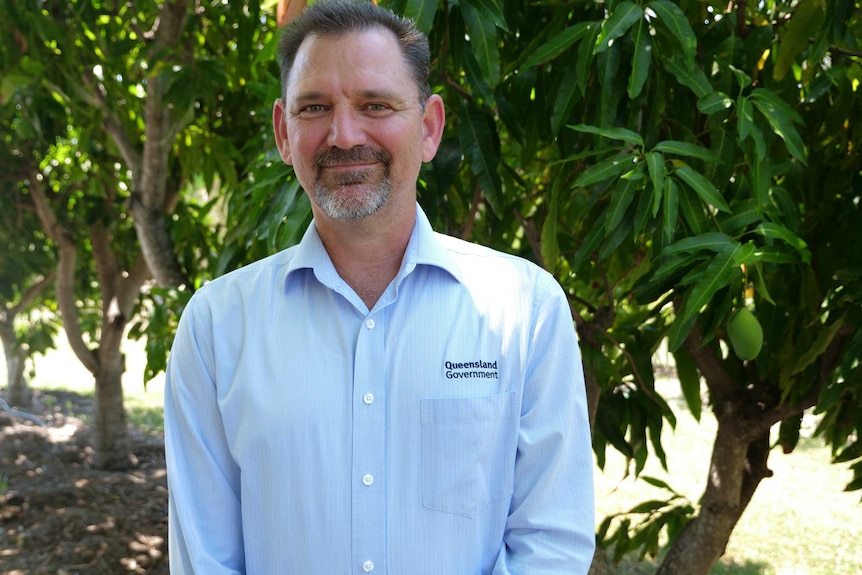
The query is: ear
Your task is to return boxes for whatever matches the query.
[273,98,293,165]
[421,95,445,163]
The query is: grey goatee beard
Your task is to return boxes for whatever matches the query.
[313,146,392,221]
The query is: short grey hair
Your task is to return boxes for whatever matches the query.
[277,0,432,104]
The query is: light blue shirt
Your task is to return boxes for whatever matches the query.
[165,206,595,574]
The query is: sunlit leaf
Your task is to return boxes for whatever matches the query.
[675,166,731,213]
[628,18,652,99]
[648,0,697,60]
[597,1,643,53]
[574,152,638,187]
[522,22,592,69]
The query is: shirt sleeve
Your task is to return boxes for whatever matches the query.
[492,275,595,574]
[164,291,245,574]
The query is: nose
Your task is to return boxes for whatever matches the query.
[327,105,367,149]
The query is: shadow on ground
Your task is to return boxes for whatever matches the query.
[1,389,167,574]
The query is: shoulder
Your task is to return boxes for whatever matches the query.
[434,233,554,284]
[189,246,300,308]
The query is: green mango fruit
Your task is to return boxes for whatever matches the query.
[727,308,763,361]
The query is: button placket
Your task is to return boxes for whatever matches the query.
[352,312,386,573]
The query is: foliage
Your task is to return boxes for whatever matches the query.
[230,0,862,570]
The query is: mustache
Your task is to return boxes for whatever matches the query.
[314,146,392,169]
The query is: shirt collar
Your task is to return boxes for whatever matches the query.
[283,203,463,292]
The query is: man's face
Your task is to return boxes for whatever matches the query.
[274,28,443,222]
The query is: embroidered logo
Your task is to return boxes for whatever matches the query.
[444,359,499,380]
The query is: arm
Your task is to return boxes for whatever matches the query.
[165,293,245,574]
[493,278,595,574]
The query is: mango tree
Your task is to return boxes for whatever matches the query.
[226,1,861,573]
[0,0,272,468]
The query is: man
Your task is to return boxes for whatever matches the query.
[164,0,595,573]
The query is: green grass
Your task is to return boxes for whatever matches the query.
[7,343,861,574]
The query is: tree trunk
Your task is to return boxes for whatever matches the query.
[655,427,771,575]
[1,322,31,407]
[93,339,130,470]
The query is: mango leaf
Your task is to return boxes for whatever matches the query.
[753,222,810,262]
[572,210,608,273]
[463,47,496,106]
[646,151,665,215]
[749,89,807,163]
[460,1,500,85]
[551,64,583,136]
[574,152,639,187]
[570,124,644,147]
[577,23,602,96]
[634,186,653,236]
[663,177,679,241]
[662,56,712,99]
[752,262,776,305]
[672,347,702,421]
[774,0,826,81]
[664,232,737,256]
[653,140,719,163]
[675,166,731,212]
[791,317,845,376]
[607,177,638,231]
[653,252,702,282]
[737,95,754,142]
[749,245,802,264]
[522,21,592,69]
[599,206,635,260]
[751,153,771,210]
[717,199,761,234]
[698,91,733,115]
[541,179,560,273]
[628,18,652,99]
[667,294,699,352]
[597,0,643,53]
[678,187,708,235]
[463,0,508,31]
[678,245,744,326]
[457,102,502,214]
[404,0,437,31]
[648,0,697,60]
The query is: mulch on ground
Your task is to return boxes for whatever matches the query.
[1,389,168,575]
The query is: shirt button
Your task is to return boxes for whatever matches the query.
[363,393,374,405]
[365,318,375,329]
[363,560,374,572]
[362,474,374,486]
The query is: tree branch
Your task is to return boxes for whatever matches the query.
[27,176,99,374]
[0,396,45,427]
[7,270,56,318]
[129,0,194,289]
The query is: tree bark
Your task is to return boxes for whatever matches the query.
[1,321,30,407]
[1,272,56,407]
[128,0,193,290]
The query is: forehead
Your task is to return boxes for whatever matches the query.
[285,28,418,101]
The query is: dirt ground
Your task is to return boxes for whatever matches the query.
[1,389,168,575]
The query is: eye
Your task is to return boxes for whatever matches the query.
[303,104,327,114]
[365,103,391,113]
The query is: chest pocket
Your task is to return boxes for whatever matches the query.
[420,391,518,517]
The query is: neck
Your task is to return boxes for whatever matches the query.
[314,203,416,310]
